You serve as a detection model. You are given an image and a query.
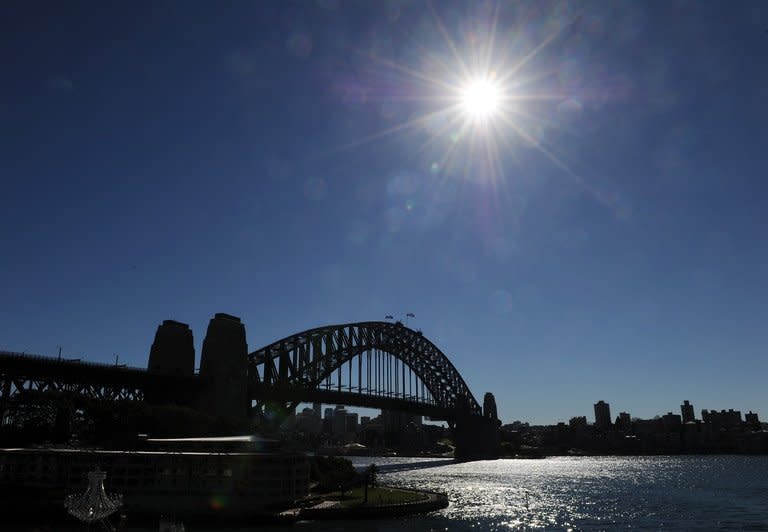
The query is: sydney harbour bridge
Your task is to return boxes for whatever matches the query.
[0,313,500,460]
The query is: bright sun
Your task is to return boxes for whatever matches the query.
[332,5,580,187]
[461,79,501,120]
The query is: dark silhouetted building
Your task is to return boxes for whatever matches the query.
[331,405,346,435]
[616,412,632,431]
[745,411,760,428]
[322,407,334,434]
[382,410,422,433]
[294,407,322,435]
[328,405,358,441]
[702,409,742,428]
[662,412,682,431]
[681,400,695,423]
[594,400,612,430]
[345,412,358,435]
[569,416,587,428]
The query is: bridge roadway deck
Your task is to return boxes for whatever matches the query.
[250,384,455,421]
[0,351,199,397]
[1,351,454,421]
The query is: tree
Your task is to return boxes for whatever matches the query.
[310,456,359,492]
[363,463,379,504]
[368,463,378,488]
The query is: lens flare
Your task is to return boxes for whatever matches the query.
[209,494,227,510]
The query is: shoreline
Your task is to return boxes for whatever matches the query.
[287,486,449,521]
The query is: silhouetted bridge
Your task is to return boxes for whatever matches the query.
[250,321,486,420]
[0,314,500,460]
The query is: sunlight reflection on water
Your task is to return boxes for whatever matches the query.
[372,455,768,530]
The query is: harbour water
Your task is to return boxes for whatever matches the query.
[18,455,768,530]
[281,455,767,530]
[348,455,768,530]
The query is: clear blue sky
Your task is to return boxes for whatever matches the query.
[2,1,767,425]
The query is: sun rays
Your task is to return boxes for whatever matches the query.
[323,1,587,192]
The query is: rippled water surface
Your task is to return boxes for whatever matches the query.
[319,455,768,530]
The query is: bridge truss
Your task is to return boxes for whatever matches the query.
[0,351,196,424]
[248,321,482,420]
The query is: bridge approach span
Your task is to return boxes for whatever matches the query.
[0,350,199,406]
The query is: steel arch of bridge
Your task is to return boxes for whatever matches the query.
[248,321,482,419]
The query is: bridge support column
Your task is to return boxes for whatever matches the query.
[146,320,195,405]
[198,313,249,422]
[453,392,501,461]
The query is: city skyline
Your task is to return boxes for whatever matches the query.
[2,2,768,425]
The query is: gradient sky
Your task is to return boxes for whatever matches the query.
[2,1,767,425]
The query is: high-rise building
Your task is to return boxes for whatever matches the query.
[594,400,612,429]
[617,412,632,431]
[680,400,695,423]
[332,406,348,435]
[323,408,334,434]
[345,412,358,434]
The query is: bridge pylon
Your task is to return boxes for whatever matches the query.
[146,320,195,406]
[453,392,501,461]
[198,313,250,421]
